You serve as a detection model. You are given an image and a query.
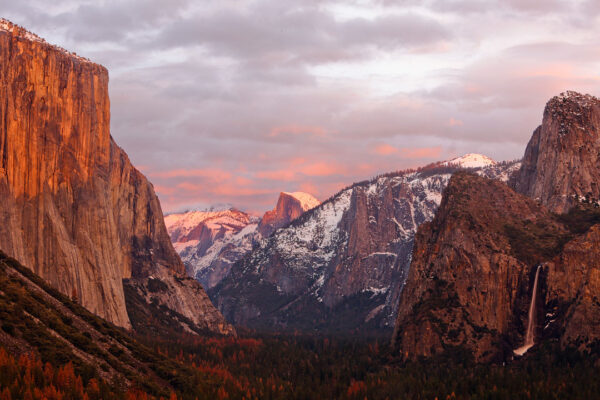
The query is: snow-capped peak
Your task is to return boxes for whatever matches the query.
[164,208,252,237]
[283,191,320,211]
[443,153,496,169]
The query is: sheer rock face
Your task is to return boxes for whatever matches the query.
[394,172,600,361]
[258,192,319,237]
[393,91,600,361]
[0,20,232,334]
[544,225,600,348]
[512,91,600,213]
[393,173,558,361]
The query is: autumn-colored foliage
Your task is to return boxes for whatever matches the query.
[0,348,179,400]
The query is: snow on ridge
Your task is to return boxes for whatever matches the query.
[442,153,496,169]
[283,191,320,211]
[269,188,352,268]
[187,223,259,275]
[297,190,347,244]
[555,91,598,107]
[165,209,253,242]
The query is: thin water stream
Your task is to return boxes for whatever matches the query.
[514,265,542,356]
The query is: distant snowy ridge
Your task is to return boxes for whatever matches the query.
[165,191,320,289]
[442,153,496,169]
[165,208,260,289]
[284,192,320,211]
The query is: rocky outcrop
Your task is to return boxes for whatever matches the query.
[211,160,520,334]
[394,95,600,360]
[0,19,232,334]
[512,91,600,213]
[393,172,570,361]
[394,170,600,361]
[544,223,600,348]
[258,192,320,237]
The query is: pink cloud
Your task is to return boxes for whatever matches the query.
[153,185,175,196]
[151,168,232,180]
[256,170,296,181]
[299,182,320,197]
[448,117,463,127]
[400,146,442,159]
[374,144,399,155]
[235,176,254,186]
[300,162,343,177]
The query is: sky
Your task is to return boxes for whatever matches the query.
[3,0,600,213]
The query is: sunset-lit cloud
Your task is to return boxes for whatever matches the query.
[151,168,232,180]
[7,0,600,212]
[447,118,463,127]
[373,144,399,155]
[401,147,442,159]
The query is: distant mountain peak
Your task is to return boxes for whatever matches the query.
[443,153,496,168]
[258,191,321,237]
[282,191,320,211]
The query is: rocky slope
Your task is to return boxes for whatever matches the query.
[0,19,232,335]
[512,91,600,213]
[211,158,520,334]
[165,192,318,289]
[0,251,185,396]
[395,92,600,361]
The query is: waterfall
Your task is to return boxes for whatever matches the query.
[514,265,542,356]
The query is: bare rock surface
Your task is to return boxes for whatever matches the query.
[0,19,232,334]
[512,91,600,213]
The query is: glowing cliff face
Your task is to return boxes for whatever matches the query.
[6,2,600,212]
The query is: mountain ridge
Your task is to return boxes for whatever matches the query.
[210,158,521,334]
[394,91,600,361]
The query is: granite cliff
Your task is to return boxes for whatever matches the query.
[395,92,600,361]
[512,91,600,213]
[0,19,232,335]
[258,191,320,237]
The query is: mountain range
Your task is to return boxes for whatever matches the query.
[1,19,600,396]
[164,191,319,289]
[167,154,520,334]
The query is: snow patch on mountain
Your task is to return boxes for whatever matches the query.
[443,153,496,168]
[284,192,320,210]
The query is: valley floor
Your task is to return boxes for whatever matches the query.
[133,331,600,400]
[0,248,598,399]
[3,328,600,399]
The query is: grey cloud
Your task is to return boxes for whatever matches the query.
[155,4,450,64]
[4,0,600,212]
